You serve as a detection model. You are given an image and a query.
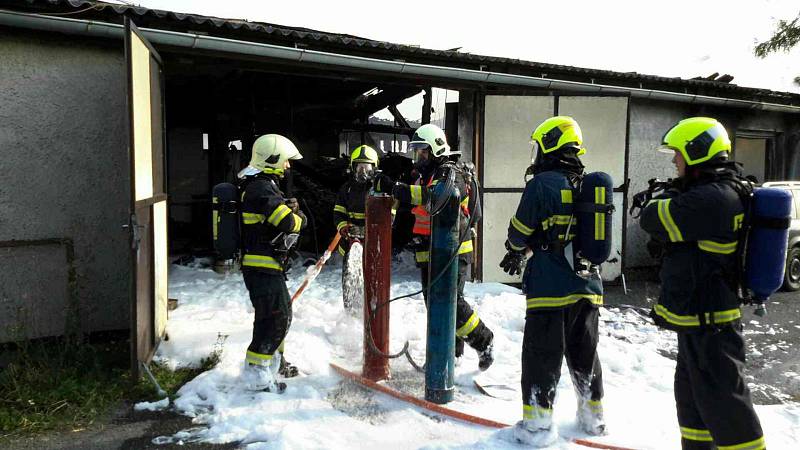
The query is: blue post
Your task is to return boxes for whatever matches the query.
[425,169,460,404]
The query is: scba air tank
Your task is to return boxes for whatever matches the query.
[211,182,240,260]
[574,171,615,266]
[745,187,792,302]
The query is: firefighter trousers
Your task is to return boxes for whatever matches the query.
[521,299,603,413]
[420,259,493,357]
[243,270,292,364]
[675,325,764,450]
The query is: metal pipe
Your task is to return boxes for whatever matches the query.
[425,170,460,404]
[2,9,800,114]
[363,194,392,381]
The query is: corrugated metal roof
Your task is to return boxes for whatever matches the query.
[9,0,800,106]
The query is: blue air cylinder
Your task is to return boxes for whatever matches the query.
[746,187,792,302]
[211,182,240,260]
[425,170,459,405]
[574,172,614,265]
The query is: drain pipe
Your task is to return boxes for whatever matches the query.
[1,9,800,114]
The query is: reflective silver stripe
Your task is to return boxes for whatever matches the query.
[242,254,282,270]
[511,216,534,236]
[522,404,552,420]
[717,436,766,450]
[245,349,273,366]
[657,199,683,242]
[291,213,303,233]
[267,204,292,226]
[527,294,602,309]
[654,304,741,327]
[242,212,265,224]
[456,312,481,338]
[680,427,713,442]
[698,240,737,254]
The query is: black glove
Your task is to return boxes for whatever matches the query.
[499,243,526,276]
[373,173,396,194]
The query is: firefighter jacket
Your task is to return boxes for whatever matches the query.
[240,174,306,274]
[507,170,603,311]
[640,173,745,331]
[393,162,479,264]
[333,179,371,255]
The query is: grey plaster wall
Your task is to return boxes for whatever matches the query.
[625,98,689,268]
[0,29,130,340]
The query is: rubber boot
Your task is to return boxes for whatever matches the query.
[576,397,607,436]
[513,417,558,447]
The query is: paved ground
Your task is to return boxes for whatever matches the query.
[604,279,800,404]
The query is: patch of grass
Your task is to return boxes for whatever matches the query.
[0,333,223,438]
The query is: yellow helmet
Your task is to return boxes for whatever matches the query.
[530,116,586,156]
[238,134,302,178]
[659,117,731,166]
[349,145,379,170]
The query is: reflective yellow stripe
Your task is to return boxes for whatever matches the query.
[460,197,469,208]
[511,216,534,236]
[540,215,574,231]
[338,246,346,256]
[410,185,423,205]
[558,233,577,241]
[242,254,282,270]
[717,436,766,450]
[587,399,603,413]
[527,294,603,309]
[698,240,738,255]
[212,198,219,240]
[242,212,265,225]
[267,204,292,226]
[291,213,303,233]
[657,199,684,242]
[416,241,472,262]
[680,427,713,442]
[278,341,285,354]
[245,350,273,366]
[334,204,347,214]
[522,404,552,420]
[653,304,741,327]
[561,190,573,204]
[347,212,366,219]
[595,186,605,241]
[456,312,481,338]
[508,241,526,251]
[337,221,349,231]
[262,168,284,176]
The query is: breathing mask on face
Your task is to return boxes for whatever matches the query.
[524,141,541,181]
[353,162,375,183]
[410,142,432,171]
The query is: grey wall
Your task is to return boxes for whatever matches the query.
[0,29,129,341]
[625,98,689,268]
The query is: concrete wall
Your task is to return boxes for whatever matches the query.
[0,29,129,341]
[625,98,689,268]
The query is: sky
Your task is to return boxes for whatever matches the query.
[123,0,800,95]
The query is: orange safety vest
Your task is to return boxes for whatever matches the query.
[411,175,471,236]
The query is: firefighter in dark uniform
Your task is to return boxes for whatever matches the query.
[639,117,764,450]
[237,134,307,392]
[333,145,382,310]
[500,116,606,445]
[374,124,495,370]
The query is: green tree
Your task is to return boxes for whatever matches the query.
[755,12,800,85]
